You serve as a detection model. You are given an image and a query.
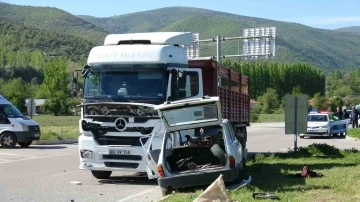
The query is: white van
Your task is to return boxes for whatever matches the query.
[0,95,41,148]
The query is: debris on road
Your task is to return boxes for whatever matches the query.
[232,175,252,191]
[193,174,234,202]
[252,193,280,200]
[295,165,324,178]
[70,181,82,185]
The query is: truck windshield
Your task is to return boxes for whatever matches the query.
[83,64,165,101]
[0,104,24,118]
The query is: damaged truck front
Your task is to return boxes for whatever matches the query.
[72,32,205,179]
[71,32,251,181]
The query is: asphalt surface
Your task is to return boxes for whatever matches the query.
[0,122,359,202]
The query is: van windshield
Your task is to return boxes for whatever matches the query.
[0,104,24,118]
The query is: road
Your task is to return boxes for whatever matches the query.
[0,123,359,202]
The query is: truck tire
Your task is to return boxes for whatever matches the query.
[91,171,112,179]
[0,132,18,148]
[210,144,227,166]
[18,141,32,148]
[162,187,173,196]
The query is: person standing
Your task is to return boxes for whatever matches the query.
[343,109,349,119]
[351,106,359,128]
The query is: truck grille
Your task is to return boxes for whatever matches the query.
[104,162,139,168]
[28,125,40,132]
[103,155,142,161]
[95,136,149,146]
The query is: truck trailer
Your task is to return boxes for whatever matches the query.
[73,32,250,180]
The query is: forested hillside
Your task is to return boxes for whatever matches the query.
[0,2,108,44]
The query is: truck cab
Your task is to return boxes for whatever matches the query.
[75,32,205,179]
[0,95,41,148]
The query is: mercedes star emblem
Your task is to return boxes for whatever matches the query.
[114,118,127,131]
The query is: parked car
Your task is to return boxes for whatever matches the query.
[144,96,246,196]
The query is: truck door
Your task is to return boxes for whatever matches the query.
[166,68,203,102]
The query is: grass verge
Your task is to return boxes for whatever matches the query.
[257,113,284,123]
[347,128,360,140]
[32,115,80,140]
[161,143,360,202]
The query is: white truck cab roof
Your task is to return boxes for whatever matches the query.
[104,32,194,46]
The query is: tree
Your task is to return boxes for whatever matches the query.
[312,93,329,110]
[42,58,72,115]
[0,78,27,111]
[257,88,279,114]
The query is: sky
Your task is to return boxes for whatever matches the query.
[3,0,360,29]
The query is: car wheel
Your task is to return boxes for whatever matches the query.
[299,135,304,139]
[18,141,33,148]
[91,171,112,179]
[210,144,227,166]
[0,132,18,148]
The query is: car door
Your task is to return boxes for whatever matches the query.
[139,131,167,179]
[226,123,242,163]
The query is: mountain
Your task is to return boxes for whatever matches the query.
[0,2,108,44]
[335,26,360,34]
[2,3,360,71]
[80,7,360,71]
[0,18,94,62]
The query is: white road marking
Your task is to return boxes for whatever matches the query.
[0,152,38,158]
[0,154,66,164]
[116,187,160,202]
[0,159,10,162]
[53,170,82,177]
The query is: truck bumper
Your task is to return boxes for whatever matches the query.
[78,135,148,172]
[14,131,41,142]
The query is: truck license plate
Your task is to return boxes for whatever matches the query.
[34,134,40,137]
[109,149,130,155]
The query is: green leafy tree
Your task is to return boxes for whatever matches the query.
[42,58,72,115]
[257,88,279,114]
[0,78,27,111]
[312,93,329,110]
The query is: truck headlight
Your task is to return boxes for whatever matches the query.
[20,123,28,131]
[80,150,94,159]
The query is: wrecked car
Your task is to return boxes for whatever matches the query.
[143,96,246,196]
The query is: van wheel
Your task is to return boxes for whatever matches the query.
[91,171,112,179]
[210,144,227,166]
[18,141,32,148]
[0,132,17,148]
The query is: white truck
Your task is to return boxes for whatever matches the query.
[72,32,250,180]
[0,95,41,148]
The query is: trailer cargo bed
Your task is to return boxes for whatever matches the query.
[188,58,250,126]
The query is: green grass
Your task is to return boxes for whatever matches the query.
[161,144,360,202]
[257,114,284,123]
[347,128,360,139]
[32,115,80,140]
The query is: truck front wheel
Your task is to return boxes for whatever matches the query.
[91,171,112,179]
